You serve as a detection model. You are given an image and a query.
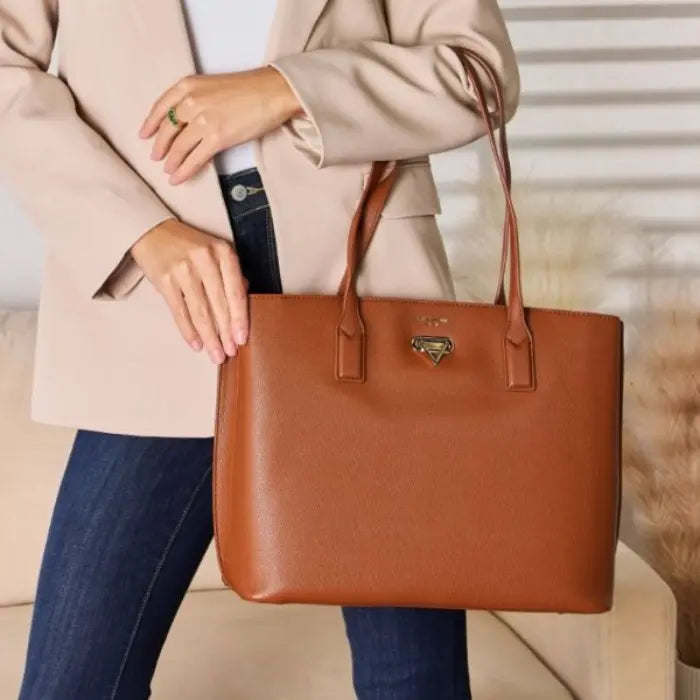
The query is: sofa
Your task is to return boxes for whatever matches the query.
[0,310,677,699]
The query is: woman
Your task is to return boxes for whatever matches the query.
[0,0,519,697]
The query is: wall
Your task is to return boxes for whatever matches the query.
[433,0,700,316]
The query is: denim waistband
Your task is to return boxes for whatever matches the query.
[217,166,268,218]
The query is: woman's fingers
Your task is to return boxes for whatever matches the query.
[168,136,216,185]
[217,242,249,346]
[160,280,203,352]
[195,245,237,357]
[129,219,250,363]
[139,76,193,139]
[177,263,226,364]
[163,123,203,175]
[149,117,180,162]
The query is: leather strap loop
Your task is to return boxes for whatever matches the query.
[335,160,396,381]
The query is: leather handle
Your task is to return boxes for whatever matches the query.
[336,48,534,390]
[335,160,397,381]
[450,49,513,307]
[336,162,398,295]
[449,47,534,390]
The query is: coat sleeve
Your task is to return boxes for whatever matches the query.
[268,0,520,167]
[0,0,177,300]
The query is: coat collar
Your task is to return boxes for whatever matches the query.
[127,0,330,76]
[264,0,331,62]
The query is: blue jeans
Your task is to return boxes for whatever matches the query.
[19,167,470,700]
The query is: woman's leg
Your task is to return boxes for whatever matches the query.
[19,167,283,700]
[18,430,215,700]
[342,606,470,700]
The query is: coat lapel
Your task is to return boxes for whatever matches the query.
[124,0,331,237]
[264,0,331,61]
[125,0,331,72]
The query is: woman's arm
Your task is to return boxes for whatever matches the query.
[0,0,255,362]
[0,0,177,300]
[267,0,520,167]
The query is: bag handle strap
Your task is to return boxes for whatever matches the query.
[451,49,514,306]
[337,51,513,305]
[335,48,534,391]
[335,161,398,295]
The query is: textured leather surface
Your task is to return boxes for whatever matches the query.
[213,50,624,611]
[214,294,623,610]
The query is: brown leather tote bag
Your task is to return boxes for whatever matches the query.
[213,48,623,613]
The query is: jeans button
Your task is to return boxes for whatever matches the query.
[231,184,248,202]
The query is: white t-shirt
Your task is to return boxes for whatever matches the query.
[181,2,278,175]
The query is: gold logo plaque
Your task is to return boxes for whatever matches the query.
[416,315,448,327]
[411,336,454,367]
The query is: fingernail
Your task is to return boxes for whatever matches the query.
[223,339,236,356]
[210,348,225,364]
[191,339,202,351]
[234,328,248,346]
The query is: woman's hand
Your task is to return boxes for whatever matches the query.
[130,218,249,364]
[138,66,303,185]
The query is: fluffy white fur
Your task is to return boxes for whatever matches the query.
[443,183,642,314]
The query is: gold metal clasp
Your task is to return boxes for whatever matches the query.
[411,336,454,366]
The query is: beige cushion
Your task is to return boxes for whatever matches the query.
[0,592,572,699]
[495,541,677,700]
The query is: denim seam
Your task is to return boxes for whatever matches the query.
[453,613,464,699]
[108,464,213,700]
[264,207,283,293]
[229,202,270,220]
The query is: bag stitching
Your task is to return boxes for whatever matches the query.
[238,294,622,322]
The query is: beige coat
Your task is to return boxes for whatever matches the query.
[0,0,519,437]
